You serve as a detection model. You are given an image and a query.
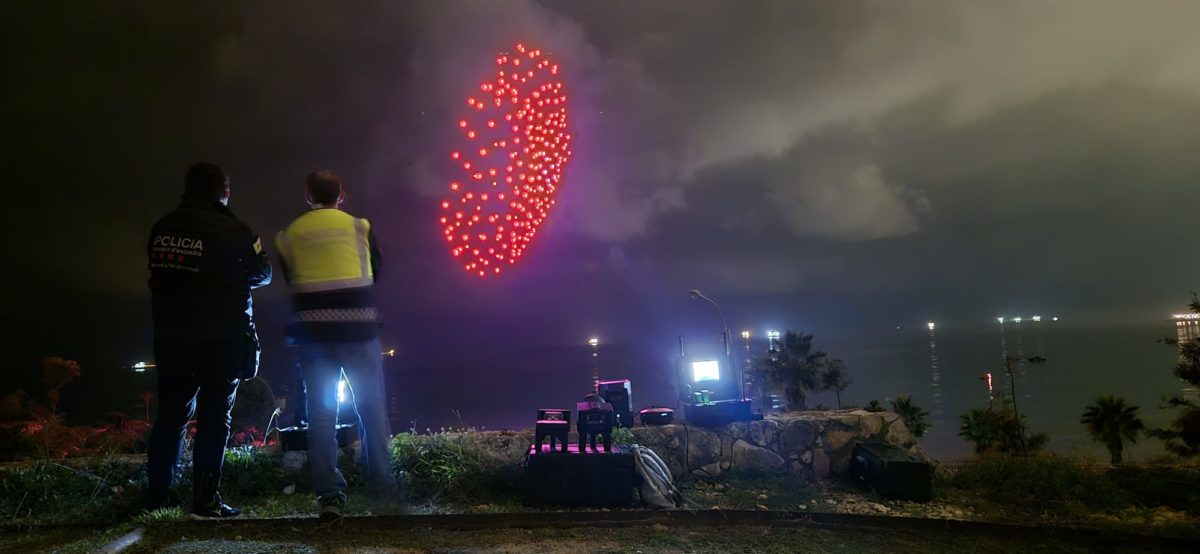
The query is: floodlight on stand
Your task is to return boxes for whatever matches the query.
[692,360,720,382]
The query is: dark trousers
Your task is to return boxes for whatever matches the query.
[147,340,240,501]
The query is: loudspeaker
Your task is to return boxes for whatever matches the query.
[577,394,615,452]
[598,379,633,428]
[639,406,674,426]
[534,409,571,453]
[523,444,635,507]
[849,442,932,502]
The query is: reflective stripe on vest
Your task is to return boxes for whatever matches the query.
[276,209,373,293]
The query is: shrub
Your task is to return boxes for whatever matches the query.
[611,426,635,445]
[0,458,143,523]
[389,431,522,503]
[959,399,1048,454]
[221,446,289,500]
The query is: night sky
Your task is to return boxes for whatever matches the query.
[4,1,1200,421]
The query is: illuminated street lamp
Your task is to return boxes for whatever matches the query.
[689,289,741,399]
[130,361,156,373]
[927,322,936,331]
[688,289,730,358]
[588,337,600,392]
[382,349,396,358]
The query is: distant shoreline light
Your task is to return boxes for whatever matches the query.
[1173,313,1200,320]
[997,315,1058,323]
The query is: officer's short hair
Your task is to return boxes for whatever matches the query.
[307,170,343,205]
[185,162,229,201]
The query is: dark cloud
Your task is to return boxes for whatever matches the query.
[4,0,1200,351]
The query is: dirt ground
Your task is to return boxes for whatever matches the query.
[6,518,1197,554]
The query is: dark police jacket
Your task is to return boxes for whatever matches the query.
[148,194,271,376]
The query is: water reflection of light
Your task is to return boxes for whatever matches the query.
[1176,317,1200,347]
[929,333,942,414]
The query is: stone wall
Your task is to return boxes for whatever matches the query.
[278,410,920,483]
[631,410,919,480]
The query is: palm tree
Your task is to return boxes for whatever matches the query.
[891,395,930,438]
[819,360,851,409]
[1081,395,1144,464]
[959,407,1001,453]
[760,331,825,411]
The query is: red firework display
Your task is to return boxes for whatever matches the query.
[440,42,572,278]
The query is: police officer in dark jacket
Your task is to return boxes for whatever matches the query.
[145,162,271,517]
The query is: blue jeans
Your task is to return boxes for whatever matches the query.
[295,337,395,501]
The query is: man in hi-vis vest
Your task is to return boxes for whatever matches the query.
[275,170,394,521]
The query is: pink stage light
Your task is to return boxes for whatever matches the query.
[440,42,573,278]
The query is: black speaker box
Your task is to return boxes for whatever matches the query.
[849,442,932,502]
[639,407,674,426]
[683,399,758,427]
[523,444,636,507]
[598,379,633,428]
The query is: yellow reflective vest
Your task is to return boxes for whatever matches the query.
[275,208,374,293]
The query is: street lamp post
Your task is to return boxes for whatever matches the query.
[688,289,741,399]
[588,337,600,393]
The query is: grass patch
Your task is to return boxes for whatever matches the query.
[939,455,1200,536]
[132,505,185,524]
[389,430,525,506]
[0,458,145,523]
